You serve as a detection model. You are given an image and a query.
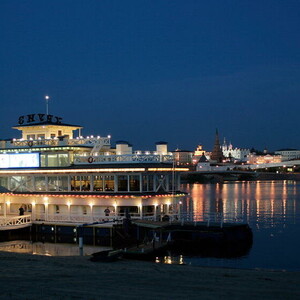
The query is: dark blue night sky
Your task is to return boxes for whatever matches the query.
[1,0,299,152]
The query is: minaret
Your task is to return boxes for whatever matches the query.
[211,129,224,163]
[222,137,227,152]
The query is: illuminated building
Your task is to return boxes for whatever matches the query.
[222,139,250,162]
[247,153,282,164]
[196,153,211,171]
[192,144,207,164]
[173,149,193,166]
[274,149,300,161]
[0,113,187,224]
[194,144,206,157]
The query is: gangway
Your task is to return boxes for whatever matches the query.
[0,215,32,231]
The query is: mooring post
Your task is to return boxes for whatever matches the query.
[78,226,83,256]
[79,237,83,256]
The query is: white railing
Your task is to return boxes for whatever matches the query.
[37,214,122,223]
[74,154,173,164]
[3,137,110,149]
[45,214,118,223]
[0,215,32,228]
[21,211,181,224]
[8,139,58,147]
[34,213,150,223]
[68,137,110,147]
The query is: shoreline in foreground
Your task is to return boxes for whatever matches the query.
[0,251,299,299]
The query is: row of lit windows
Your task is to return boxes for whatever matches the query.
[26,131,69,140]
[0,173,177,193]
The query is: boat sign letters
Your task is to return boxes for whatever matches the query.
[18,114,63,125]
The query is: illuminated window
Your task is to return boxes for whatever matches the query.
[48,154,58,167]
[104,175,114,191]
[48,176,68,192]
[58,154,69,166]
[35,176,47,191]
[70,175,91,191]
[27,134,35,140]
[93,175,104,191]
[81,176,91,191]
[71,176,80,191]
[40,155,46,167]
[0,177,8,189]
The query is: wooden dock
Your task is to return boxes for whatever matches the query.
[131,219,253,258]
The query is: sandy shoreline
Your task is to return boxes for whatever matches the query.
[0,252,299,300]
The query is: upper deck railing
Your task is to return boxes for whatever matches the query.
[1,137,111,149]
[0,137,174,165]
[74,154,174,164]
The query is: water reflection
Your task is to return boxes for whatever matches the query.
[156,255,185,265]
[177,181,300,270]
[182,181,300,228]
[1,181,299,269]
[0,240,110,256]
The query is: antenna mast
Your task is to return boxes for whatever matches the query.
[45,95,50,115]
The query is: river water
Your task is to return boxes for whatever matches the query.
[0,181,299,271]
[178,181,300,271]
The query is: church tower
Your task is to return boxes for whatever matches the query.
[210,129,224,163]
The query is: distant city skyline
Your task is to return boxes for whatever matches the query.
[1,1,299,151]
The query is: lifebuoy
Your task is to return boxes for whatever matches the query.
[88,156,94,163]
[28,141,33,147]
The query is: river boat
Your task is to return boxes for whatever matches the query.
[122,240,170,260]
[0,112,188,229]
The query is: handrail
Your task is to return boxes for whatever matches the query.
[3,137,110,149]
[33,212,177,223]
[0,215,32,227]
[74,154,174,164]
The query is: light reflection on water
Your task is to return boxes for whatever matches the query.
[156,255,185,265]
[0,240,110,256]
[0,181,299,270]
[175,181,300,271]
[182,181,299,226]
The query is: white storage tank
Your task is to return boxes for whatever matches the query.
[116,141,132,155]
[156,141,168,155]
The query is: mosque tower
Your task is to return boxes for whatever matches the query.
[210,129,224,163]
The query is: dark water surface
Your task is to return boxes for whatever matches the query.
[177,181,300,271]
[1,181,299,271]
